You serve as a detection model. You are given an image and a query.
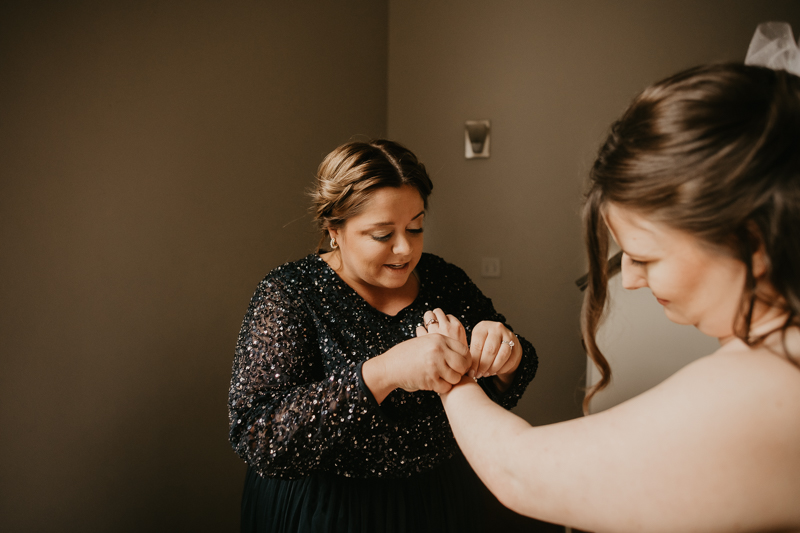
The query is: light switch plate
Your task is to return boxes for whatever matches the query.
[481,257,501,278]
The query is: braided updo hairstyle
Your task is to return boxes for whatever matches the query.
[582,63,800,413]
[309,139,433,250]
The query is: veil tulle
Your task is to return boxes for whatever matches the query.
[745,22,800,76]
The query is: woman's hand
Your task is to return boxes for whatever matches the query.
[419,308,468,346]
[469,320,522,389]
[361,331,471,403]
[422,309,521,391]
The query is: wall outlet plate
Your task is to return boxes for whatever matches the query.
[481,257,501,278]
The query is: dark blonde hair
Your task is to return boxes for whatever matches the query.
[582,64,800,413]
[309,139,433,249]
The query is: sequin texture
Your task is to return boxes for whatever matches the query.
[228,253,538,480]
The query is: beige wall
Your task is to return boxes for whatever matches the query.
[387,0,800,424]
[0,2,387,531]
[4,1,800,531]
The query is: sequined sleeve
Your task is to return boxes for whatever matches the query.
[228,276,375,479]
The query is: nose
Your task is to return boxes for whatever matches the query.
[393,234,412,256]
[620,254,648,290]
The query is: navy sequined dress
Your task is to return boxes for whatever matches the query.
[229,253,540,532]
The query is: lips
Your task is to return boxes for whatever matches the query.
[385,263,409,270]
[656,297,669,305]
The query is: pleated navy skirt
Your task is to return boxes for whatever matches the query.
[240,450,559,533]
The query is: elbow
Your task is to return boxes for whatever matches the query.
[469,452,531,516]
[486,474,534,517]
[230,421,310,478]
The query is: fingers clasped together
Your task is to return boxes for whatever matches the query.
[418,308,521,382]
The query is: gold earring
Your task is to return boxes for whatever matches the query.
[330,237,338,249]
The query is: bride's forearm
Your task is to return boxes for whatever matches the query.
[440,377,533,509]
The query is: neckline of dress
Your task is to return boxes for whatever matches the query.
[311,253,425,319]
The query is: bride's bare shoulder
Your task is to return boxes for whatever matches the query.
[606,330,800,439]
[591,333,800,529]
[676,334,800,392]
[706,328,800,384]
[648,333,800,435]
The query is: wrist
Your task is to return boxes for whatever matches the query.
[361,355,395,404]
[494,340,521,392]
[493,372,515,392]
[440,375,481,404]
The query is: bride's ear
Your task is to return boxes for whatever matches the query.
[747,223,768,279]
[752,243,768,278]
[742,220,768,279]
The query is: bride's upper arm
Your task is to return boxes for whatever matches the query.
[510,350,800,532]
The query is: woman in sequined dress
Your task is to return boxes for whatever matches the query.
[228,139,549,532]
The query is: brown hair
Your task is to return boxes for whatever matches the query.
[582,63,800,413]
[309,139,433,250]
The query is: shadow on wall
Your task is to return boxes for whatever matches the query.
[0,1,388,531]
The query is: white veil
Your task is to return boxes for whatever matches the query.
[745,22,800,76]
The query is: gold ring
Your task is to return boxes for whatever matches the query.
[426,318,439,326]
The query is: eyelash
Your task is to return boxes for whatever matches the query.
[630,259,647,267]
[371,228,424,242]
